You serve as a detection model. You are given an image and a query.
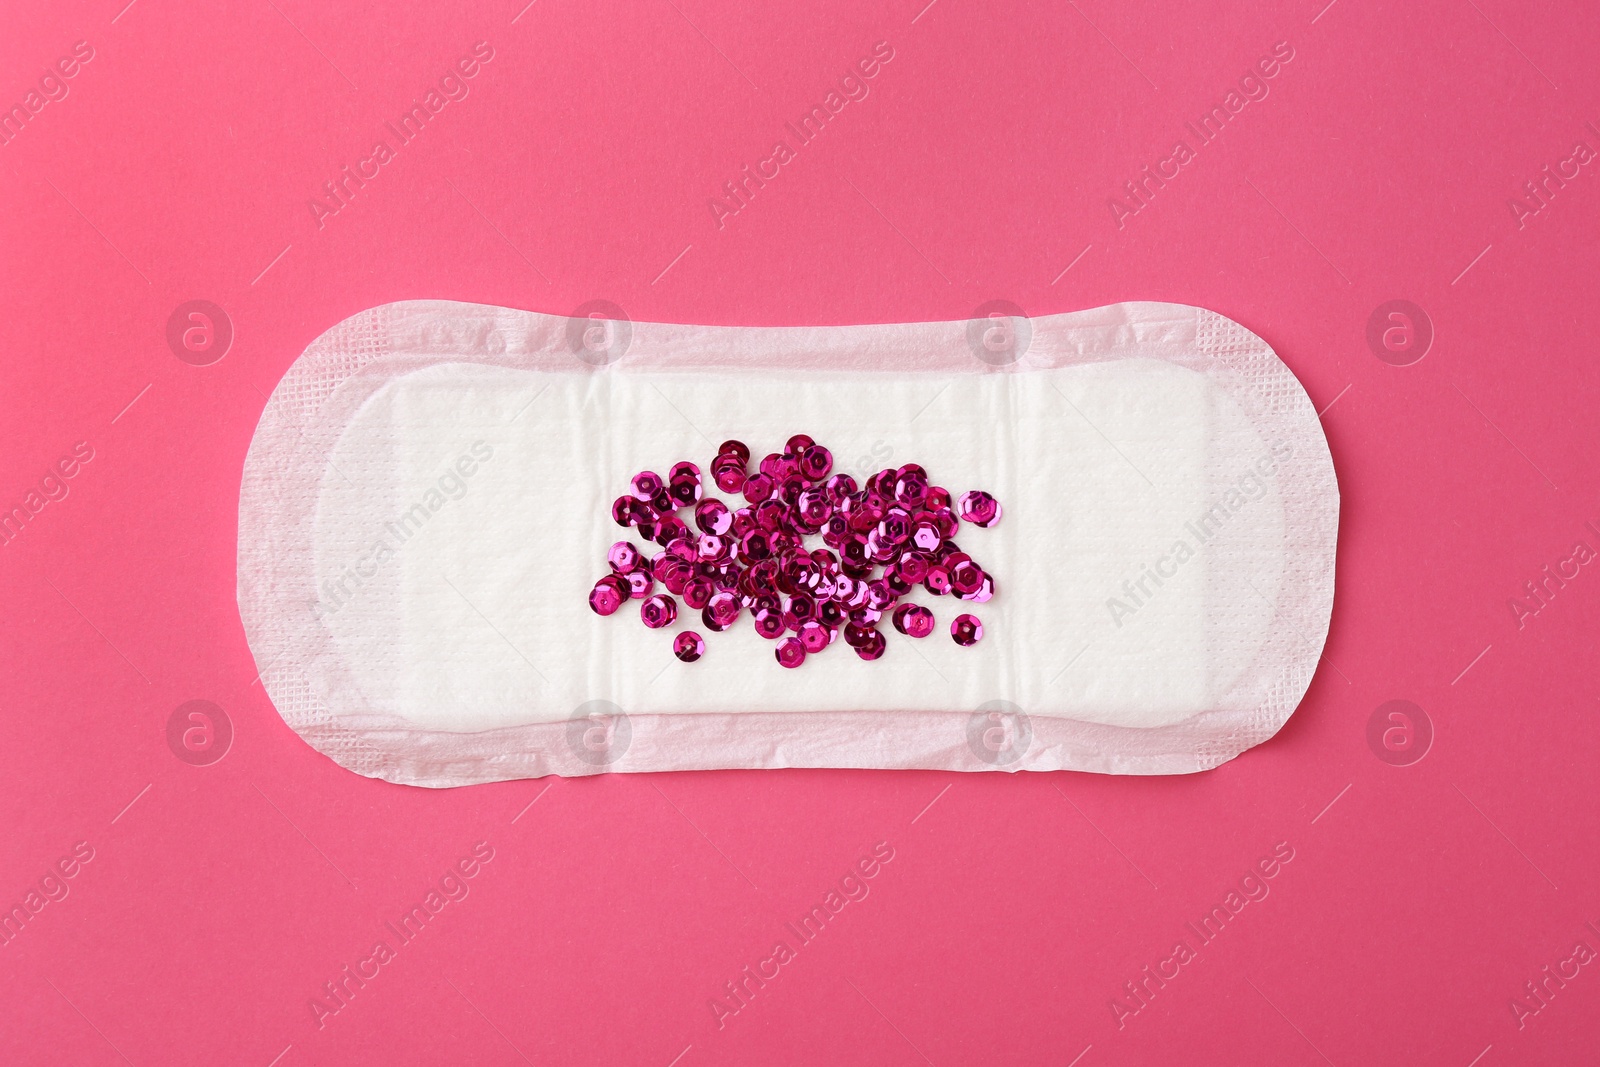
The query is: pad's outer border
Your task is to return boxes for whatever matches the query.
[238,301,1337,786]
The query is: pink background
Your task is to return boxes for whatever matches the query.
[3,0,1597,1063]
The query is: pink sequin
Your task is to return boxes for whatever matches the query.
[798,620,830,653]
[958,490,1002,528]
[951,613,984,646]
[712,457,747,494]
[670,472,703,508]
[753,608,786,640]
[683,577,714,610]
[703,591,741,632]
[958,575,995,603]
[695,499,733,535]
[608,541,641,574]
[775,636,807,668]
[743,472,775,504]
[951,561,984,596]
[673,631,706,662]
[799,445,833,481]
[589,577,626,616]
[892,603,935,638]
[632,471,663,500]
[640,593,677,629]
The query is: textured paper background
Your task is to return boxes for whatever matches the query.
[1,0,1597,1064]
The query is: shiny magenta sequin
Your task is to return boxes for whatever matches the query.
[958,490,1002,528]
[592,436,1001,665]
[712,460,746,494]
[695,499,733,535]
[673,631,705,662]
[892,603,935,638]
[910,521,941,552]
[799,445,833,481]
[951,561,985,596]
[775,636,807,668]
[683,576,714,610]
[753,608,785,640]
[958,575,995,603]
[632,471,663,500]
[742,472,774,504]
[608,541,641,574]
[703,591,741,632]
[854,628,886,660]
[798,621,830,653]
[589,577,625,616]
[669,469,703,507]
[640,594,677,629]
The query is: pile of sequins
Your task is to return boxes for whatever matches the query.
[588,434,1001,669]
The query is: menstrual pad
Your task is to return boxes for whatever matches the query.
[237,300,1337,786]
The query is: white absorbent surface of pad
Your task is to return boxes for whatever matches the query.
[238,300,1338,786]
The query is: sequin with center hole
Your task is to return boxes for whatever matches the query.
[640,593,677,628]
[854,628,886,660]
[798,620,830,653]
[711,458,747,494]
[673,630,705,662]
[958,490,1002,528]
[951,613,984,645]
[743,472,774,503]
[849,606,882,627]
[589,577,626,616]
[670,474,702,507]
[797,488,832,526]
[632,471,663,500]
[775,636,807,668]
[703,591,741,632]
[799,444,833,481]
[897,553,930,584]
[683,577,714,610]
[957,575,994,603]
[951,561,984,595]
[608,541,641,574]
[696,534,726,562]
[753,608,785,639]
[695,499,732,535]
[892,603,935,638]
